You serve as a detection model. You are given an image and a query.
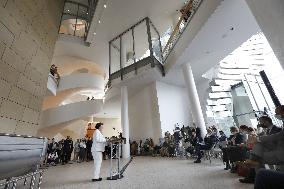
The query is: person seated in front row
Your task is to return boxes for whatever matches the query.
[239,115,283,184]
[222,126,246,171]
[194,128,218,163]
[252,106,284,188]
[185,129,203,156]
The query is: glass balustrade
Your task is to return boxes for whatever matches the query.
[59,0,98,39]
[108,17,165,84]
[107,0,204,87]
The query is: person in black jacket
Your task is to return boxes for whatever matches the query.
[62,136,73,164]
[194,128,218,163]
[185,130,203,156]
[222,126,246,170]
[86,137,93,161]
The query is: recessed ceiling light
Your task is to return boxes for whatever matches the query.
[104,4,107,8]
[67,9,70,12]
[98,20,101,23]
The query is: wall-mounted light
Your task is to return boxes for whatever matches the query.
[98,20,101,24]
[93,32,96,35]
[104,4,107,8]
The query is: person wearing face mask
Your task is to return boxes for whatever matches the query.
[240,113,283,184]
[91,122,106,182]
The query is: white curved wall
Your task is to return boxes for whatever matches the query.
[58,73,104,92]
[41,99,103,128]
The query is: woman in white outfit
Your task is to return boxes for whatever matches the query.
[91,123,106,182]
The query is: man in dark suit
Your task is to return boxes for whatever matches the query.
[258,116,282,135]
[63,136,73,164]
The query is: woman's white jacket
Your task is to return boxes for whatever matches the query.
[91,130,106,152]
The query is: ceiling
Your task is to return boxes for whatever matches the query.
[53,0,187,73]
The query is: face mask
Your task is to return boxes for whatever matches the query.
[275,115,284,121]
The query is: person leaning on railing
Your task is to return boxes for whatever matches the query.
[180,0,193,22]
[50,64,61,86]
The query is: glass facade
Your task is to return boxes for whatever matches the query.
[204,33,283,133]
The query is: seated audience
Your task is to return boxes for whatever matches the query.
[194,128,218,163]
[239,115,283,184]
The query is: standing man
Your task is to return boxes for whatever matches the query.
[91,123,106,182]
[63,136,73,164]
[86,137,93,161]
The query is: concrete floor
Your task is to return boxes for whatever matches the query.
[41,157,254,189]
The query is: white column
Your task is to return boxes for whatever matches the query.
[182,63,207,138]
[121,86,130,159]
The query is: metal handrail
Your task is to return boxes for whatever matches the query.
[162,0,193,54]
[0,170,44,189]
[162,0,203,62]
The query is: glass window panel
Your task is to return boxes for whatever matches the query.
[134,21,149,61]
[245,75,268,112]
[150,23,162,62]
[121,31,134,68]
[74,19,87,38]
[110,39,120,75]
[78,5,88,20]
[64,2,78,16]
[59,16,77,36]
